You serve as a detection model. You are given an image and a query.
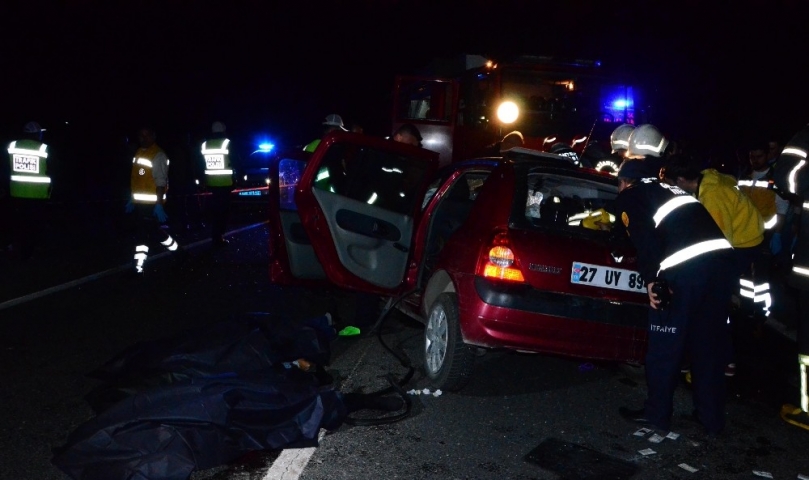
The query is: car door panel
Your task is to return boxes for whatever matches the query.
[296,131,438,295]
[279,210,326,280]
[312,189,412,288]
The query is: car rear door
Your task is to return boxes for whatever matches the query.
[296,131,439,295]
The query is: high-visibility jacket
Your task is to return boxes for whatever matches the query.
[774,124,809,292]
[303,139,320,153]
[738,167,779,229]
[616,177,732,283]
[131,144,167,204]
[7,139,50,199]
[201,137,233,187]
[697,169,764,249]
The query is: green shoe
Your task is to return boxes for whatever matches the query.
[338,326,361,337]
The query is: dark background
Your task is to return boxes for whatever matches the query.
[2,0,809,161]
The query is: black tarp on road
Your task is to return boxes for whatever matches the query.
[52,313,348,480]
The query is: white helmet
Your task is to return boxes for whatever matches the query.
[23,121,42,134]
[626,124,669,158]
[610,123,635,153]
[211,121,226,133]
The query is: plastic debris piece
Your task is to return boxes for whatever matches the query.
[432,389,442,397]
[752,471,773,479]
[578,362,594,372]
[678,463,698,473]
[633,428,652,437]
[665,431,680,440]
[798,474,809,480]
[647,433,664,444]
[338,326,361,336]
[407,389,419,395]
[638,448,656,456]
[422,388,431,395]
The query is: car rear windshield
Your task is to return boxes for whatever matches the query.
[518,167,619,233]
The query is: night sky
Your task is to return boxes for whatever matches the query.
[3,0,809,153]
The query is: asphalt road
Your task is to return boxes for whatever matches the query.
[1,208,808,480]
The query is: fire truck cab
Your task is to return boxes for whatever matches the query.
[392,54,647,168]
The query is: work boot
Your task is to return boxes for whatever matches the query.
[618,407,653,426]
[780,405,809,432]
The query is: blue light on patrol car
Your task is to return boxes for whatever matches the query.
[258,143,274,152]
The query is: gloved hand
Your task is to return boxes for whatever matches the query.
[153,203,168,223]
[770,232,782,256]
[125,199,135,214]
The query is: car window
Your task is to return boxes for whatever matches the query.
[523,169,618,232]
[314,143,430,216]
[279,158,306,210]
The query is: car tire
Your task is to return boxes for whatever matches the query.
[424,292,476,392]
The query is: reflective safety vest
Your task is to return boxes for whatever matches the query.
[303,139,320,153]
[131,144,167,204]
[738,170,778,229]
[7,139,50,199]
[616,178,732,282]
[201,138,233,187]
[774,130,809,292]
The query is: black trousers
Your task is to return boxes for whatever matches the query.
[10,197,47,260]
[207,186,232,240]
[130,203,181,271]
[643,251,735,434]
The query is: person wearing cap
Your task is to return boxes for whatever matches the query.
[125,126,187,275]
[6,121,51,260]
[614,158,736,438]
[200,121,234,247]
[304,114,347,153]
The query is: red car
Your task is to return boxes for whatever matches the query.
[268,131,649,391]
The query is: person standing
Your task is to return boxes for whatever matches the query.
[125,126,186,274]
[663,154,765,376]
[201,121,234,247]
[614,159,735,436]
[6,121,51,260]
[772,124,809,431]
[304,114,347,153]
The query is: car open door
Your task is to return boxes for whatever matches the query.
[296,131,439,295]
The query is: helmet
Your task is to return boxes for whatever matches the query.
[626,124,669,158]
[550,142,579,165]
[211,121,226,133]
[610,124,635,153]
[323,114,347,130]
[23,121,42,134]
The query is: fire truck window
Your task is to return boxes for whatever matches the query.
[395,80,452,122]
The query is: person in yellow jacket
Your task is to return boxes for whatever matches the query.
[125,126,187,275]
[664,153,766,378]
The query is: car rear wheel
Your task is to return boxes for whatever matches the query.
[424,293,475,391]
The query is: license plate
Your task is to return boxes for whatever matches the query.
[571,262,646,293]
[205,154,225,169]
[13,155,39,173]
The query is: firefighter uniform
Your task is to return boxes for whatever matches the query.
[201,123,234,246]
[6,122,51,260]
[616,160,734,434]
[772,124,809,431]
[128,131,182,274]
[737,164,784,317]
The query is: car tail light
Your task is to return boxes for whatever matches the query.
[478,233,525,282]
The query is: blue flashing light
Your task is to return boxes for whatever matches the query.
[612,99,629,109]
[258,142,274,152]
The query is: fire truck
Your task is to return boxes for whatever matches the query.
[391,54,649,168]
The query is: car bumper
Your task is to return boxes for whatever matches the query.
[456,276,648,362]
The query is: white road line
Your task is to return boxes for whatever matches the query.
[263,429,327,480]
[264,336,376,479]
[0,221,268,311]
